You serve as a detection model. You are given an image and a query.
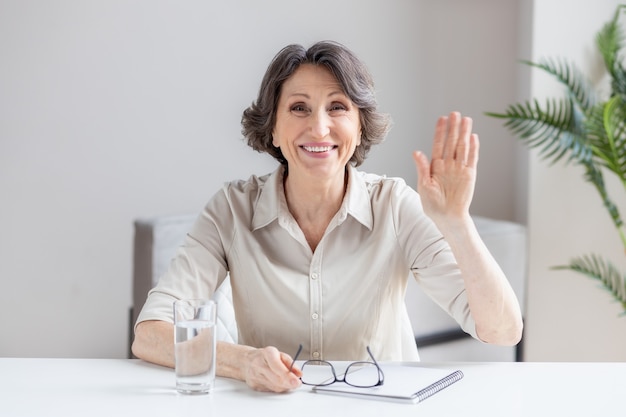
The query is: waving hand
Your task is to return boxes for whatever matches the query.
[412,112,479,226]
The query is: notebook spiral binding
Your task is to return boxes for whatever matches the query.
[414,370,464,402]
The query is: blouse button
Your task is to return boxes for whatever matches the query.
[311,313,319,320]
[312,351,320,359]
[311,273,318,280]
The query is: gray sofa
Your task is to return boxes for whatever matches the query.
[130,214,526,361]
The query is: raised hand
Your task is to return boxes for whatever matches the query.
[412,112,479,226]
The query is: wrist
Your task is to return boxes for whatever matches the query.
[216,342,255,381]
[433,213,474,239]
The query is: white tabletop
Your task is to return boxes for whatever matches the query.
[1,358,623,417]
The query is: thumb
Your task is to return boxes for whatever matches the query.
[412,150,430,184]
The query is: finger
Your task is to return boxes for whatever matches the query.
[413,150,430,185]
[467,133,480,168]
[442,111,460,160]
[280,352,303,377]
[280,352,302,389]
[263,348,301,389]
[456,116,473,164]
[430,115,448,160]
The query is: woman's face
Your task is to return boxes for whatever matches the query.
[272,64,361,182]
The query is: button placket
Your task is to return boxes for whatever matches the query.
[309,253,323,359]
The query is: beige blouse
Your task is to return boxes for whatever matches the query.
[136,165,477,361]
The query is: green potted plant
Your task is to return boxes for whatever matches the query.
[487,4,626,313]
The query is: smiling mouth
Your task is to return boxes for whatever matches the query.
[301,145,336,153]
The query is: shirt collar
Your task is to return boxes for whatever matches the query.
[343,165,374,230]
[251,164,374,231]
[251,167,284,231]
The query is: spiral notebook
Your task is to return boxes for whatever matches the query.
[311,365,464,404]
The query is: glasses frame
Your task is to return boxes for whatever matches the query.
[289,344,385,388]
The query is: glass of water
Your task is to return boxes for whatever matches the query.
[173,299,217,394]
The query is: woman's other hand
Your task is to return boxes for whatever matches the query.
[240,346,303,393]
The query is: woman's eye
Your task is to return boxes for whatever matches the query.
[291,104,307,112]
[330,103,347,111]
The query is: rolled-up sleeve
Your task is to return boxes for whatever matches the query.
[391,180,478,340]
[135,189,232,328]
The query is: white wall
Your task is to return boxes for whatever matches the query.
[0,0,520,358]
[523,0,626,361]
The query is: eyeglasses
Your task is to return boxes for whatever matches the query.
[289,344,385,388]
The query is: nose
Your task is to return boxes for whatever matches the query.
[310,109,331,139]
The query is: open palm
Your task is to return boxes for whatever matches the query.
[413,112,479,225]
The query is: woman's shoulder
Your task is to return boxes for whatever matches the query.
[353,168,411,192]
[351,168,421,213]
[212,168,282,209]
[222,171,273,194]
[201,170,278,221]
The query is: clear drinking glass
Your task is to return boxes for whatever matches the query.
[173,299,217,394]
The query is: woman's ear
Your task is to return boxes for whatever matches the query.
[272,131,279,147]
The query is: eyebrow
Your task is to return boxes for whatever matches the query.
[285,90,347,100]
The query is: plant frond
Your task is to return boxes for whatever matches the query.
[553,253,626,312]
[597,5,626,99]
[602,96,626,181]
[610,61,626,100]
[585,97,626,180]
[522,57,597,112]
[582,162,624,228]
[596,5,625,75]
[485,97,592,165]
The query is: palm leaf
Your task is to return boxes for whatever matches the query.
[610,62,626,100]
[582,97,626,237]
[522,57,597,112]
[485,97,592,164]
[553,254,626,313]
[601,96,626,182]
[585,97,626,178]
[582,162,624,228]
[596,5,625,75]
[597,5,626,99]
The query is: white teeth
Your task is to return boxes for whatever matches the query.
[303,145,333,153]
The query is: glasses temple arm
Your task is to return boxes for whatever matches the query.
[289,344,303,372]
[366,346,385,383]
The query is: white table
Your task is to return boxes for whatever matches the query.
[1,358,623,416]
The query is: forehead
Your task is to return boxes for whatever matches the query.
[281,64,343,94]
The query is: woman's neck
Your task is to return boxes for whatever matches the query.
[283,167,348,250]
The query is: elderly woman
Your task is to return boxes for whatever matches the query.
[132,40,523,393]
